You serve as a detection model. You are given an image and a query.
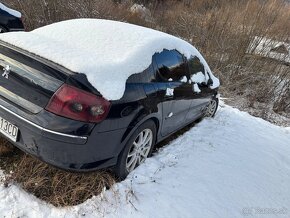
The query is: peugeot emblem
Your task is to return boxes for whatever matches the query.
[2,65,10,79]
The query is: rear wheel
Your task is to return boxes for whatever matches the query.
[204,97,219,117]
[115,120,156,179]
[0,25,7,33]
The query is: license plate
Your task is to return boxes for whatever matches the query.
[0,116,18,142]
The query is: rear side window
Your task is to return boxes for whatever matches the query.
[153,50,187,82]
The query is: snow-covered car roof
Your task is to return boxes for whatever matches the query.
[0,19,219,100]
[0,3,21,18]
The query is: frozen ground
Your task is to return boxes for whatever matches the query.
[1,104,290,218]
[225,97,290,127]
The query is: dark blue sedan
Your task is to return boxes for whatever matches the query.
[0,3,24,33]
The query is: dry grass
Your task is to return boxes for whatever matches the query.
[158,0,290,119]
[0,140,115,207]
[0,0,290,207]
[0,138,14,155]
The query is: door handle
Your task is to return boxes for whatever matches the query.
[165,112,174,120]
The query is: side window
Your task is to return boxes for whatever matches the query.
[153,50,187,82]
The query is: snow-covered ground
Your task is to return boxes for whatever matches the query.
[225,97,290,127]
[1,104,290,218]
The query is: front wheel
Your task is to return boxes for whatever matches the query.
[204,97,219,117]
[115,120,156,180]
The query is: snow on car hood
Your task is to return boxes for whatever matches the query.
[0,19,219,100]
[0,3,21,18]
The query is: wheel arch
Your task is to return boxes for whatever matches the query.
[121,114,160,144]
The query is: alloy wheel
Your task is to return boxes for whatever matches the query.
[205,100,217,117]
[126,128,153,172]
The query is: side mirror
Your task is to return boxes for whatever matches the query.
[207,78,213,86]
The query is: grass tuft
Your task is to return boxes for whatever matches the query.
[0,140,115,207]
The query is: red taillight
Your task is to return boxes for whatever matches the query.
[45,84,111,123]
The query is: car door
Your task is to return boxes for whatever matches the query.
[153,49,192,137]
[185,56,214,121]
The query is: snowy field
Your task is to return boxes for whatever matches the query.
[1,104,290,218]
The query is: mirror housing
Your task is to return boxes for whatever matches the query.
[207,78,213,86]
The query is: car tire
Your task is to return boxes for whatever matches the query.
[0,25,7,33]
[204,97,219,118]
[115,120,157,180]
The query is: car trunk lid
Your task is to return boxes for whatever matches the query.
[0,42,73,114]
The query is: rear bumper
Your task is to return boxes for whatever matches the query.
[0,104,87,144]
[0,104,125,171]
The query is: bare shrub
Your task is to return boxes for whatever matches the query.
[159,0,290,117]
[2,0,132,30]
